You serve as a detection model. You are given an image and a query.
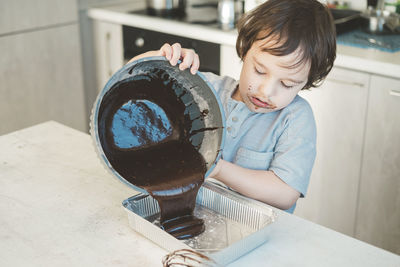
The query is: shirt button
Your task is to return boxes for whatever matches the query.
[232,116,238,122]
[227,126,232,132]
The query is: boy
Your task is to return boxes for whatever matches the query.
[130,0,336,213]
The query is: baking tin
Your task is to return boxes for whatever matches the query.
[122,181,277,266]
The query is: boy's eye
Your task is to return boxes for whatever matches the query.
[254,67,265,75]
[281,82,295,89]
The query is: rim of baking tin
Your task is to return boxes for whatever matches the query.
[90,56,226,194]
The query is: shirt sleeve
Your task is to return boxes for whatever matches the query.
[269,98,317,197]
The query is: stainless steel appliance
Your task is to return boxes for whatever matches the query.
[218,0,236,29]
[130,0,243,30]
[129,2,219,27]
[146,0,186,17]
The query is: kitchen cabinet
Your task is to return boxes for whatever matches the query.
[0,0,78,35]
[295,67,370,237]
[355,75,400,254]
[92,20,124,92]
[0,0,86,135]
[0,24,87,135]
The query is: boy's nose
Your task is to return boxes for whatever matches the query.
[257,79,276,99]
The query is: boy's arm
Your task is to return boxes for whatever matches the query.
[127,43,200,74]
[209,159,300,210]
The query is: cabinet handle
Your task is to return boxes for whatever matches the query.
[326,78,365,87]
[389,90,400,97]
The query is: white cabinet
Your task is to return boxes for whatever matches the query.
[0,24,87,135]
[92,20,124,91]
[355,75,400,254]
[295,67,370,236]
[0,0,86,135]
[296,70,400,254]
[0,0,78,35]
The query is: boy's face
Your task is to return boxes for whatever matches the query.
[234,39,310,113]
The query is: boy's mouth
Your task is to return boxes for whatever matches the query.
[250,96,276,109]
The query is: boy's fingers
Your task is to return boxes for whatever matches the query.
[190,53,200,74]
[170,43,182,66]
[179,49,194,71]
[160,43,172,60]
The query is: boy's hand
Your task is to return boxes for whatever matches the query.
[127,43,200,75]
[159,43,200,75]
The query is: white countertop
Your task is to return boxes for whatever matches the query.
[87,2,400,79]
[1,121,399,266]
[0,122,166,267]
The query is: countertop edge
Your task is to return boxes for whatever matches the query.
[87,6,400,79]
[87,8,237,46]
[335,52,400,79]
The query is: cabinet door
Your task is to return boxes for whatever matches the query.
[355,75,400,254]
[0,24,86,135]
[220,44,242,79]
[93,20,123,91]
[0,0,78,35]
[295,67,370,237]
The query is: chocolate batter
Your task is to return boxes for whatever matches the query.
[98,67,214,239]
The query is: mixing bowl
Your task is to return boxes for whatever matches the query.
[90,56,225,194]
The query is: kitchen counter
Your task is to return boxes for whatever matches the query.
[87,2,400,79]
[0,121,166,266]
[1,121,399,266]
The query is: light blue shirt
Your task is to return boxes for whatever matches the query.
[203,72,317,213]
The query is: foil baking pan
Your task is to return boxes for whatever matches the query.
[122,181,277,265]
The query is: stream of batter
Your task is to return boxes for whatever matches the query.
[98,67,213,239]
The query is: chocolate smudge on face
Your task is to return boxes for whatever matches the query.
[98,68,219,239]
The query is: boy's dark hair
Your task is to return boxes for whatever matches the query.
[236,0,336,89]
